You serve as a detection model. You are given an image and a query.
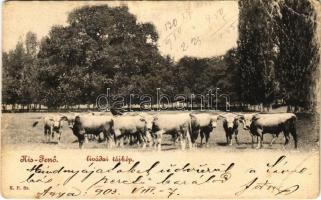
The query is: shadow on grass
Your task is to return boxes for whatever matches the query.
[42,141,58,145]
[235,146,248,149]
[161,143,174,146]
[162,147,178,151]
[216,142,228,146]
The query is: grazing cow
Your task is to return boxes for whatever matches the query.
[151,113,192,151]
[64,112,111,142]
[249,113,297,149]
[220,113,240,145]
[32,115,68,143]
[70,115,114,149]
[112,114,153,148]
[190,113,218,147]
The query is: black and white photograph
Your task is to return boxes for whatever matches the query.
[1,1,320,199]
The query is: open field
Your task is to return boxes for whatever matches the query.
[1,112,320,152]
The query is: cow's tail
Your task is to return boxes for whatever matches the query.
[32,121,39,127]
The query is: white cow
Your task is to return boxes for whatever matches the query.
[250,113,297,149]
[151,113,192,151]
[190,113,219,147]
[112,114,153,148]
[219,113,241,145]
[32,115,68,143]
[70,115,114,149]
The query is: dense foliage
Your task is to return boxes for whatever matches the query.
[238,0,319,111]
[2,2,320,112]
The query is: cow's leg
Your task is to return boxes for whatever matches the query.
[122,134,128,145]
[95,135,99,141]
[235,130,240,145]
[57,129,62,143]
[151,132,157,149]
[145,131,152,147]
[43,127,47,137]
[129,134,135,145]
[51,127,55,140]
[179,132,186,150]
[84,134,89,144]
[139,129,149,148]
[136,132,146,149]
[44,127,48,142]
[135,132,141,145]
[284,131,290,146]
[191,129,199,148]
[116,135,124,147]
[225,132,230,145]
[112,129,121,148]
[155,130,164,151]
[205,131,210,148]
[270,134,277,146]
[48,127,53,142]
[134,131,144,146]
[78,135,85,149]
[257,136,262,149]
[172,132,178,145]
[251,134,255,148]
[47,129,51,142]
[186,129,192,149]
[200,131,204,146]
[256,129,263,149]
[97,132,104,142]
[120,136,125,147]
[291,129,298,149]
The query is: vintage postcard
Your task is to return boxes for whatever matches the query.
[1,0,320,199]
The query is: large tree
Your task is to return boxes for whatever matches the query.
[2,42,26,108]
[277,0,319,111]
[2,32,39,110]
[237,0,280,107]
[217,48,241,104]
[38,5,166,108]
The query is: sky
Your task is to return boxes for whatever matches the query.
[3,1,239,60]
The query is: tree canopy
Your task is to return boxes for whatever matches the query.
[2,2,320,112]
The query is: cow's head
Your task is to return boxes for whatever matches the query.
[138,113,154,131]
[209,115,218,128]
[239,113,257,130]
[220,113,239,132]
[50,116,65,129]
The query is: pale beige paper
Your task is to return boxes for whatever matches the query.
[1,148,320,199]
[1,1,321,199]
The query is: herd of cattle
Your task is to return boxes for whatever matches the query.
[32,111,298,150]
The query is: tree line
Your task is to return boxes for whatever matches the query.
[2,1,320,112]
